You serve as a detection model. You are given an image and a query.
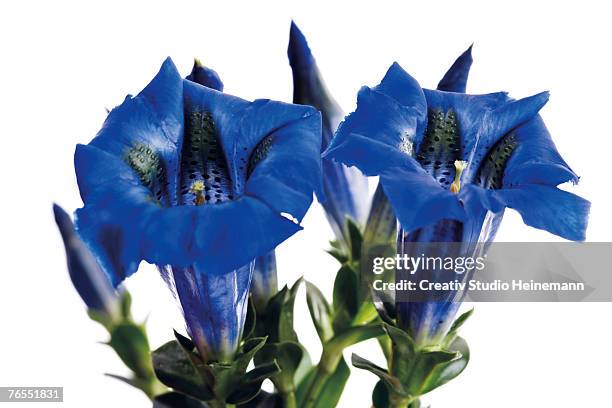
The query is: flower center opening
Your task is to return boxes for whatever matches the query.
[180,110,233,206]
[416,109,461,189]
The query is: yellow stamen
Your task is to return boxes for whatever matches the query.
[190,180,206,205]
[449,160,468,193]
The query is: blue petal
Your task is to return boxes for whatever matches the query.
[171,262,253,362]
[374,62,427,121]
[422,89,550,182]
[186,59,224,92]
[74,144,157,286]
[380,165,466,232]
[239,101,323,221]
[325,85,423,163]
[183,80,323,221]
[494,185,590,241]
[502,116,579,186]
[53,204,118,315]
[288,21,369,235]
[88,58,184,206]
[143,196,302,276]
[437,45,473,93]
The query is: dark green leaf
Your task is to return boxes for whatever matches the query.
[346,218,363,261]
[332,265,359,332]
[174,330,195,353]
[278,278,302,342]
[243,361,281,385]
[153,392,206,408]
[243,297,257,341]
[372,380,389,408]
[232,337,268,376]
[226,383,263,405]
[351,354,406,396]
[152,341,214,401]
[237,390,281,408]
[326,248,349,264]
[305,281,334,342]
[263,279,303,343]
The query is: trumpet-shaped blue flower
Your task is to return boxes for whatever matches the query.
[288,22,369,246]
[53,203,119,319]
[325,51,589,345]
[187,59,280,313]
[74,58,322,361]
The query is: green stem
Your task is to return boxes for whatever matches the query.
[388,396,419,408]
[281,390,297,408]
[302,346,341,408]
[302,365,334,408]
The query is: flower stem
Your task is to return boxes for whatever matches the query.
[281,390,297,408]
[302,346,341,408]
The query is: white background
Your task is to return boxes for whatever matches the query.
[1,1,611,407]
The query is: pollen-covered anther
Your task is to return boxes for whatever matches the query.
[189,180,206,205]
[449,160,468,193]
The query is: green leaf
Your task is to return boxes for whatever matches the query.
[236,390,281,408]
[151,341,214,401]
[263,279,303,343]
[326,248,349,264]
[328,323,385,352]
[226,383,264,405]
[255,342,303,392]
[296,356,350,408]
[231,337,268,377]
[305,281,334,343]
[243,297,257,341]
[332,265,359,332]
[417,336,470,395]
[372,380,389,408]
[225,360,280,405]
[104,373,146,392]
[444,308,473,346]
[384,323,415,384]
[153,391,206,408]
[109,322,152,379]
[119,290,132,320]
[243,361,281,385]
[345,217,363,262]
[351,354,406,396]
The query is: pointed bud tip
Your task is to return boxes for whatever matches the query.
[288,20,314,69]
[52,203,72,229]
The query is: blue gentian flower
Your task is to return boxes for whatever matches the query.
[288,22,369,246]
[186,59,280,313]
[325,53,589,346]
[53,203,119,319]
[74,58,322,361]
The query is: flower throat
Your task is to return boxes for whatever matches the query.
[180,110,233,206]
